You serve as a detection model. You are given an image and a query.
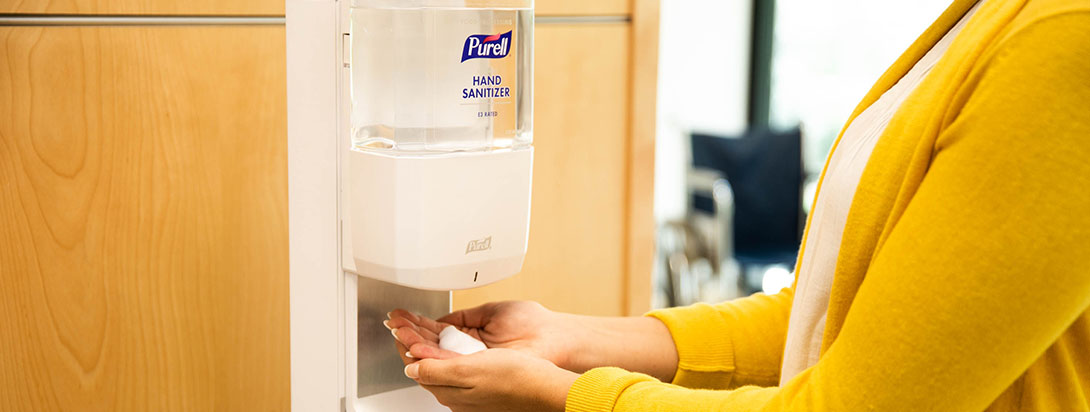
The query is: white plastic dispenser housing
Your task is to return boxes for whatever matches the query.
[347,0,535,290]
[286,1,533,409]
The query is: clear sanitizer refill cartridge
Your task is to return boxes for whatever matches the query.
[347,0,535,290]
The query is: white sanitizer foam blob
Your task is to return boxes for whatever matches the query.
[438,326,488,355]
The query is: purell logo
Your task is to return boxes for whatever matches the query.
[461,31,512,62]
[465,236,492,254]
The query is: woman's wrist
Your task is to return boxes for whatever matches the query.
[539,364,580,412]
[551,312,598,372]
[556,314,679,382]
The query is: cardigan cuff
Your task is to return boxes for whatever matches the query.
[565,367,656,412]
[647,303,738,388]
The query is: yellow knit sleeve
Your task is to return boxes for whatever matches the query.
[564,11,1090,412]
[645,288,794,389]
[564,288,793,412]
[564,368,657,412]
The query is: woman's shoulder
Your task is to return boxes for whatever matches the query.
[969,0,1090,86]
[999,0,1090,44]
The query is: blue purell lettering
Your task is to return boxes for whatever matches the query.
[461,31,513,62]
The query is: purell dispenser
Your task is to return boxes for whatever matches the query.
[346,0,534,290]
[286,1,533,409]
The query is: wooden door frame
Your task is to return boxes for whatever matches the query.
[624,0,660,316]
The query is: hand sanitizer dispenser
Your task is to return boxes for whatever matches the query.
[286,0,533,410]
[347,0,534,290]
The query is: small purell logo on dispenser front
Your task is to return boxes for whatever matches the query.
[466,236,492,254]
[461,31,512,62]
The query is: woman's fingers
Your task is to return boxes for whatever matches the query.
[438,305,499,342]
[386,316,442,344]
[389,309,450,337]
[437,303,496,329]
[393,330,459,364]
[407,342,462,361]
[392,326,442,351]
[410,313,452,336]
[384,316,417,333]
[388,308,415,320]
[406,358,474,388]
[394,340,415,365]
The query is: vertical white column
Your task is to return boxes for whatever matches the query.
[287,0,342,410]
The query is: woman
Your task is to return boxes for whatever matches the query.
[385,0,1090,410]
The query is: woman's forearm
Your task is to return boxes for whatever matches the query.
[558,314,679,382]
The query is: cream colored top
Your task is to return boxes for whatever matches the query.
[778,0,983,385]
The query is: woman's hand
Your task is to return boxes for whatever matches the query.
[386,301,580,369]
[386,301,680,382]
[404,348,579,412]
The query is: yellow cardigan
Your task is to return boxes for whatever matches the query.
[566,0,1090,410]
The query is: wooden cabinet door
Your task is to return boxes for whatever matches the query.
[537,0,631,16]
[2,0,620,18]
[2,0,282,15]
[0,26,289,412]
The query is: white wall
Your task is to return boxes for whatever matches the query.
[770,0,953,173]
[655,0,956,220]
[654,0,752,223]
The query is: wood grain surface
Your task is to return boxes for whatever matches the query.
[1,0,283,16]
[1,0,627,17]
[623,0,659,316]
[536,0,631,17]
[0,26,289,411]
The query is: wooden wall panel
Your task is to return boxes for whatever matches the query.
[0,0,629,17]
[0,26,289,411]
[453,24,633,316]
[624,0,658,315]
[1,0,282,15]
[537,0,631,17]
